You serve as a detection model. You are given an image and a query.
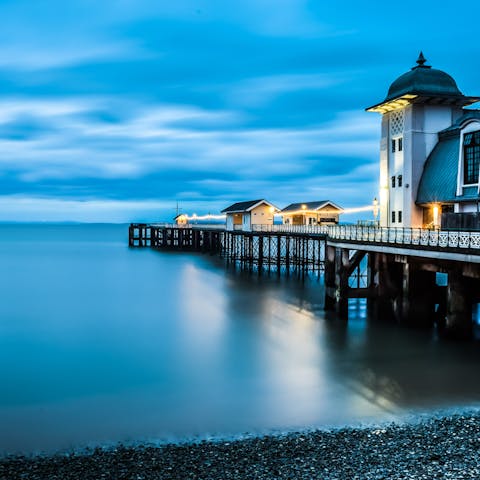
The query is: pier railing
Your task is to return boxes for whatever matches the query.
[131,223,480,251]
[252,224,330,234]
[150,223,227,230]
[252,224,480,250]
[327,225,480,250]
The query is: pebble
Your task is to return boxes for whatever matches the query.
[2,413,480,479]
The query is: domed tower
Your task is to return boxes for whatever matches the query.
[367,53,479,228]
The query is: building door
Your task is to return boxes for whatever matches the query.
[292,215,304,225]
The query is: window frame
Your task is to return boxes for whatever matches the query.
[463,130,480,185]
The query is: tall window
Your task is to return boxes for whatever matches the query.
[463,131,480,184]
[391,211,396,223]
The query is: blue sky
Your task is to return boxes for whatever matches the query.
[1,0,479,222]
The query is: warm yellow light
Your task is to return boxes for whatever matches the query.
[269,206,275,213]
[185,213,226,220]
[433,205,440,228]
[301,204,307,210]
[367,94,419,113]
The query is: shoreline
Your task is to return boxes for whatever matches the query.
[2,409,480,479]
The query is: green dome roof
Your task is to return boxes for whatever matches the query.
[385,52,463,101]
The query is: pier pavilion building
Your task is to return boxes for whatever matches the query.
[222,199,278,231]
[280,201,342,226]
[367,53,480,230]
[174,214,188,225]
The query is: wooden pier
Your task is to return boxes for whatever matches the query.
[128,224,326,275]
[128,224,223,253]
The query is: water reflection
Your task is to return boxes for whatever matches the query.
[1,224,480,454]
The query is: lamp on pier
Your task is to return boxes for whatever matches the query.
[373,197,379,223]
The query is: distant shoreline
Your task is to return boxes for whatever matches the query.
[2,410,480,479]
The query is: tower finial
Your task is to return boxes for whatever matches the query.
[416,51,427,67]
[412,51,430,70]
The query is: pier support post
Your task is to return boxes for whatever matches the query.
[443,270,473,340]
[401,263,436,328]
[335,248,350,319]
[324,245,336,311]
[258,235,264,273]
[372,254,398,321]
[324,246,349,319]
[128,225,135,247]
[366,252,376,317]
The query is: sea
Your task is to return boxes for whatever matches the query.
[1,223,480,454]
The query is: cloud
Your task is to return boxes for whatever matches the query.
[0,98,377,183]
[0,196,173,223]
[0,42,148,71]
[230,73,349,107]
[0,92,379,222]
[1,0,476,222]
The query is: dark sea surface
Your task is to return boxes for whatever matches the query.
[1,223,480,454]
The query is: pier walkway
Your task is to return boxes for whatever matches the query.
[130,223,480,257]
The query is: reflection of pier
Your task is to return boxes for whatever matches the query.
[129,223,480,339]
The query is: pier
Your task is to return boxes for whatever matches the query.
[128,223,326,275]
[129,223,480,339]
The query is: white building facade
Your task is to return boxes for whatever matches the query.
[368,53,480,229]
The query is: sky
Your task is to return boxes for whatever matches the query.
[1,0,480,222]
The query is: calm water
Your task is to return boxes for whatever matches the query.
[1,224,480,454]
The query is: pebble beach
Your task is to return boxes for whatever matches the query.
[2,412,480,479]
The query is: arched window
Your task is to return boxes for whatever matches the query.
[463,130,480,184]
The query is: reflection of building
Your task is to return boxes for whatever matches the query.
[368,53,480,229]
[280,201,342,226]
[221,199,278,231]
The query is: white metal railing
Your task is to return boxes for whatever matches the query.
[149,223,227,230]
[141,223,480,251]
[251,224,480,251]
[326,225,480,250]
[252,224,330,234]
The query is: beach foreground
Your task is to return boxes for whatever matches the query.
[2,413,480,480]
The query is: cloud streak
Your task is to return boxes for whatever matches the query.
[0,0,478,221]
[0,97,377,188]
